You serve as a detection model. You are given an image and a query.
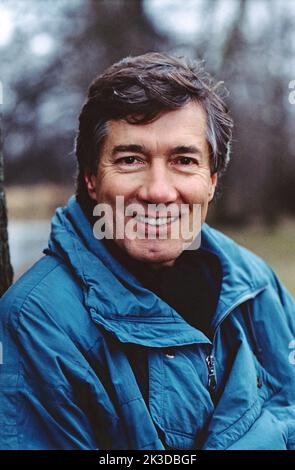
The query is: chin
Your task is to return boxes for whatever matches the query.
[120,239,185,267]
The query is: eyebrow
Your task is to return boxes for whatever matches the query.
[112,144,149,156]
[112,144,203,158]
[170,145,203,157]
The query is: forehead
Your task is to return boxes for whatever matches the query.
[104,101,208,150]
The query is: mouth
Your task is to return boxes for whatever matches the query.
[134,215,179,226]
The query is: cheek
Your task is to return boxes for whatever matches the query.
[182,178,212,205]
[96,171,136,202]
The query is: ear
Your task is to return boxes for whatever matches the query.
[84,170,97,202]
[209,172,218,202]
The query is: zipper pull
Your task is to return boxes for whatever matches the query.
[206,354,217,395]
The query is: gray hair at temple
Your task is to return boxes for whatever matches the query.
[74,52,233,217]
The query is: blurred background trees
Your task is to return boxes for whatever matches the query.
[0,0,294,290]
[0,0,167,185]
[1,0,294,223]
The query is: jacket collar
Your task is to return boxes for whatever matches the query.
[200,226,268,331]
[46,196,268,347]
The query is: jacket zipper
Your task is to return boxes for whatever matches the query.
[205,286,267,398]
[206,354,216,395]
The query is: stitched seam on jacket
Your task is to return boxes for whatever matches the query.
[58,211,88,288]
[149,351,165,430]
[98,317,188,324]
[162,428,197,439]
[162,355,211,438]
[8,262,64,332]
[205,383,280,449]
[140,438,163,450]
[205,397,262,449]
[120,396,145,407]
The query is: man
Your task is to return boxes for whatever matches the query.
[0,52,294,450]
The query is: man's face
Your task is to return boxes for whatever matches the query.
[86,101,217,268]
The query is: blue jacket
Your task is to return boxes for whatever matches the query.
[0,196,295,450]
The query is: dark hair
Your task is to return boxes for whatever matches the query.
[75,52,233,217]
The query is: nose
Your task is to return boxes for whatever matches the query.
[136,161,178,204]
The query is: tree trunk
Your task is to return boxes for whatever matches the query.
[0,107,13,297]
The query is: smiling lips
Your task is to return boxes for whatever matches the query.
[134,215,179,226]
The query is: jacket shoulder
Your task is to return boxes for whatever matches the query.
[0,255,84,329]
[205,225,295,325]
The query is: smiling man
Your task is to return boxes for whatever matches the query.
[87,101,216,265]
[0,53,295,451]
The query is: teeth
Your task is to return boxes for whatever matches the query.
[135,215,177,226]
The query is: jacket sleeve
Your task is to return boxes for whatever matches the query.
[0,288,121,450]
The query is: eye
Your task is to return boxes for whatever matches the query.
[174,156,199,166]
[117,156,139,165]
[115,156,145,171]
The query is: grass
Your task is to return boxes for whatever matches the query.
[6,184,74,219]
